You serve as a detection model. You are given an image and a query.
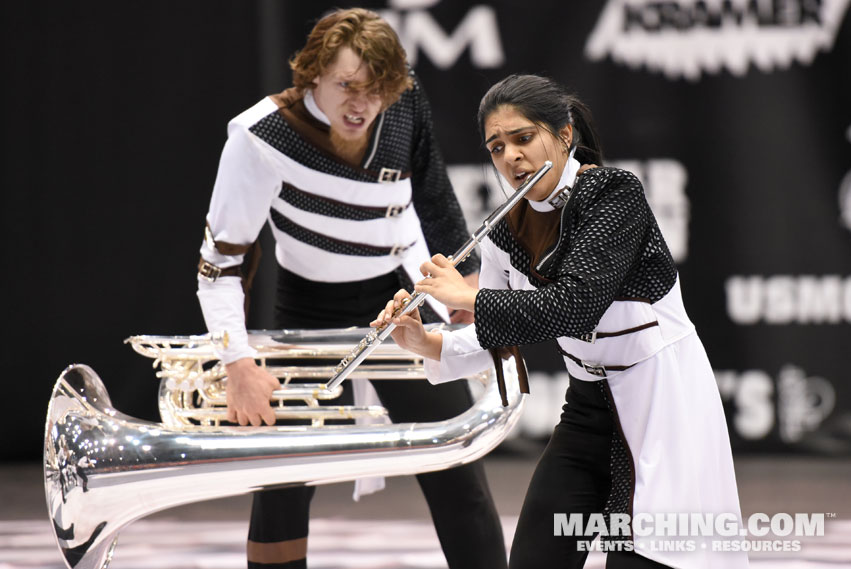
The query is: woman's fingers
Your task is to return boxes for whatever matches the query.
[421,252,451,275]
[379,298,398,323]
[431,253,450,267]
[371,290,414,327]
[414,276,437,293]
[393,313,414,328]
[371,299,395,326]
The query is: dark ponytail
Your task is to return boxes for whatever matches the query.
[477,74,603,165]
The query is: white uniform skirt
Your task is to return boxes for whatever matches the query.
[605,332,749,568]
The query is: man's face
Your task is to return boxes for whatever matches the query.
[312,46,384,143]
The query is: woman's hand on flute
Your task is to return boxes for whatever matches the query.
[449,272,478,324]
[415,254,479,313]
[371,289,442,360]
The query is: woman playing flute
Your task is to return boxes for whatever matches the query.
[374,74,748,569]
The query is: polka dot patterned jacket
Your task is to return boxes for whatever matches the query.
[425,159,749,569]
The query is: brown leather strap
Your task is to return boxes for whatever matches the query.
[240,240,262,316]
[593,320,659,340]
[200,222,263,316]
[489,346,530,407]
[556,345,635,377]
[613,296,652,304]
[197,240,262,318]
[197,257,242,278]
[363,165,412,182]
[507,345,530,396]
[489,350,509,407]
[205,221,253,255]
[214,240,252,255]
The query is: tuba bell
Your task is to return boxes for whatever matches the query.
[44,327,525,569]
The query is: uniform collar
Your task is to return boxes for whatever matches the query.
[304,90,331,126]
[528,151,580,212]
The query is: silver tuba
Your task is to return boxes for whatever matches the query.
[44,327,525,569]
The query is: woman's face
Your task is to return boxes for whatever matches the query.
[483,105,571,201]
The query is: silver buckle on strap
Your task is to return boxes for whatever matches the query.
[198,260,222,282]
[582,361,607,378]
[378,167,401,183]
[389,244,410,257]
[547,186,571,209]
[578,330,597,344]
[385,204,405,218]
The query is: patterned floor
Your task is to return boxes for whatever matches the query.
[3,517,851,569]
[5,454,851,568]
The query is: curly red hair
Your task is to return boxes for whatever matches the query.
[290,8,413,107]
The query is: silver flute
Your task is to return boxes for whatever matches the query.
[325,160,553,390]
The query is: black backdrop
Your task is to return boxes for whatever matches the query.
[5,1,851,460]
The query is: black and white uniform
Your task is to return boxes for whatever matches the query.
[197,73,506,569]
[425,158,749,569]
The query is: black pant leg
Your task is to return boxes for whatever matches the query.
[248,486,315,569]
[509,378,615,569]
[372,378,508,569]
[414,463,507,569]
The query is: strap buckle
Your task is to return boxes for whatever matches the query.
[378,167,402,183]
[578,330,597,344]
[389,243,411,257]
[385,204,405,218]
[582,361,607,378]
[198,260,223,282]
[547,186,571,209]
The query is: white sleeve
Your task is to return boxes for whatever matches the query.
[196,123,280,364]
[197,276,256,363]
[423,237,511,384]
[205,124,280,253]
[423,325,492,384]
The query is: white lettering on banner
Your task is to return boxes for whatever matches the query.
[446,164,503,226]
[381,2,504,69]
[554,512,825,538]
[716,366,836,442]
[388,0,436,8]
[448,159,691,263]
[609,159,690,262]
[726,275,851,324]
[840,124,851,231]
[841,170,851,231]
[716,369,775,439]
[777,365,836,443]
[585,0,851,80]
[554,513,586,537]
